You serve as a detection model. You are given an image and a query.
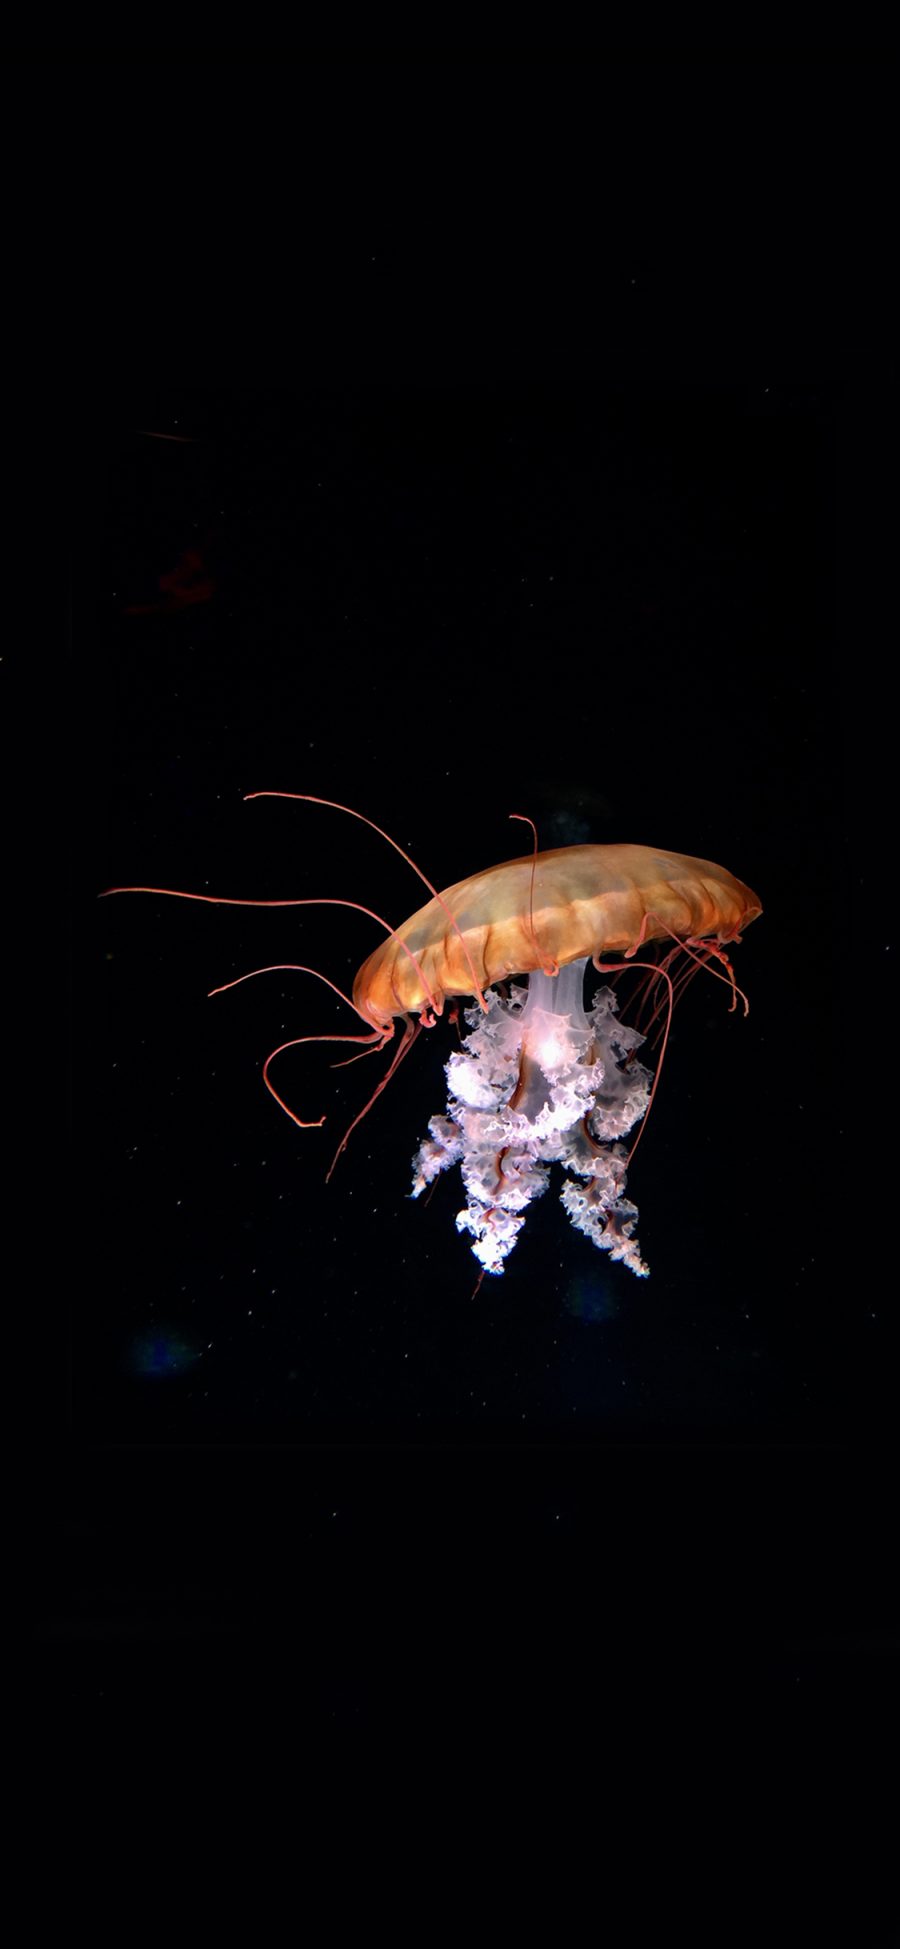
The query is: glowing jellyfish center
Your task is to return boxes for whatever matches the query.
[412,956,652,1277]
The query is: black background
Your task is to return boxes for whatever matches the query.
[40,50,896,1867]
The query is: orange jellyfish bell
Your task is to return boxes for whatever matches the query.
[352,840,762,1028]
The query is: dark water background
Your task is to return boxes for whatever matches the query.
[42,64,895,1895]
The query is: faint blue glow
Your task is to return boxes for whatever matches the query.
[130,1329,200,1378]
[562,1274,619,1324]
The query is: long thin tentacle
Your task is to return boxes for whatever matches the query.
[100,886,439,1020]
[593,955,676,1167]
[325,1014,421,1181]
[508,813,559,977]
[243,791,489,1012]
[261,1027,390,1130]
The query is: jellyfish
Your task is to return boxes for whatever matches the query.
[104,796,761,1280]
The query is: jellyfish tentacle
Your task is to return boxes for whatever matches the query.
[592,955,675,1168]
[209,961,358,1004]
[325,1014,421,1181]
[262,1026,391,1131]
[243,791,489,1014]
[101,886,440,1023]
[508,813,559,978]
